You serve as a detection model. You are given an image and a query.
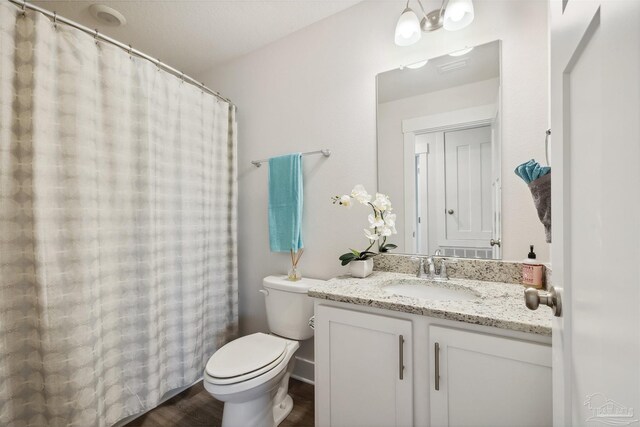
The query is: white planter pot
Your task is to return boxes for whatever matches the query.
[349,258,374,278]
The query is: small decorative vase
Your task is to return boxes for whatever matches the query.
[287,265,302,281]
[349,258,374,278]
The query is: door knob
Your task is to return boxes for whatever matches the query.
[524,286,562,317]
[447,209,454,215]
[490,238,501,247]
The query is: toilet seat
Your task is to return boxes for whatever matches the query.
[206,333,288,385]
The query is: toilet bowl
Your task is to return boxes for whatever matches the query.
[203,276,323,427]
[204,333,299,427]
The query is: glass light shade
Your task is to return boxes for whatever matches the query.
[395,7,422,46]
[443,0,474,31]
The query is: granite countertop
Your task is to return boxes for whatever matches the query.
[308,271,552,336]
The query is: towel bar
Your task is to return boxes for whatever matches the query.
[251,149,331,167]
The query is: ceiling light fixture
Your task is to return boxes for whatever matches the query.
[394,0,474,47]
[406,59,429,69]
[438,59,468,73]
[89,4,127,27]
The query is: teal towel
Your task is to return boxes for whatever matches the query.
[268,153,304,252]
[514,159,550,184]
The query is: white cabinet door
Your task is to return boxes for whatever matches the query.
[315,305,413,427]
[443,126,493,245]
[429,326,552,427]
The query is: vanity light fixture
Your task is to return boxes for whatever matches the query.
[394,0,474,47]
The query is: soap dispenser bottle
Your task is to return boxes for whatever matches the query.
[522,245,544,288]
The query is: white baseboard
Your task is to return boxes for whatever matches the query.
[291,356,315,385]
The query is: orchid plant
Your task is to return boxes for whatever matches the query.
[332,185,398,266]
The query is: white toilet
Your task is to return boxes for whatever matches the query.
[203,275,322,427]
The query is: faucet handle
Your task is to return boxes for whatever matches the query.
[413,257,428,278]
[427,256,436,275]
[439,260,448,280]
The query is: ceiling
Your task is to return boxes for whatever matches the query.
[377,41,500,104]
[30,0,361,77]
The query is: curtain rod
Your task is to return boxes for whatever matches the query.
[251,149,331,167]
[7,0,234,107]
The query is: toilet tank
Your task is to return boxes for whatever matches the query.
[262,275,324,340]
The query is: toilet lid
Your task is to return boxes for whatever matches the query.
[206,333,287,379]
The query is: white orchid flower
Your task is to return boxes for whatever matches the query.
[364,228,379,241]
[368,213,384,229]
[384,213,396,228]
[351,185,372,204]
[332,185,397,260]
[379,226,393,237]
[372,193,392,212]
[339,195,352,207]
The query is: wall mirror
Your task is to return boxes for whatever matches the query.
[377,40,502,259]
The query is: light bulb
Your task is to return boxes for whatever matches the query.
[447,8,465,22]
[395,7,422,46]
[443,0,474,31]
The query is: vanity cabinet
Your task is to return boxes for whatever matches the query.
[314,301,552,427]
[429,326,552,427]
[315,304,413,427]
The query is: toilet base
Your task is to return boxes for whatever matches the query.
[219,387,293,427]
[221,393,274,427]
[273,394,293,426]
[213,356,297,427]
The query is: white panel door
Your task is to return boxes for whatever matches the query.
[550,0,640,425]
[443,126,493,244]
[429,326,552,427]
[315,305,413,427]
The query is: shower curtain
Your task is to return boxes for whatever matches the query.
[0,3,238,426]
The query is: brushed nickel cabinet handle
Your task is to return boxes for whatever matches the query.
[399,335,405,380]
[434,342,440,391]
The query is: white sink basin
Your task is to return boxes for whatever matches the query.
[383,281,479,301]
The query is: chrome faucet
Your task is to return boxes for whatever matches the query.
[416,258,429,279]
[426,256,436,278]
[416,254,450,281]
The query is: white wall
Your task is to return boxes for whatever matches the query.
[378,77,500,250]
[198,0,549,377]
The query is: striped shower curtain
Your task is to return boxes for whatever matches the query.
[0,3,238,426]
